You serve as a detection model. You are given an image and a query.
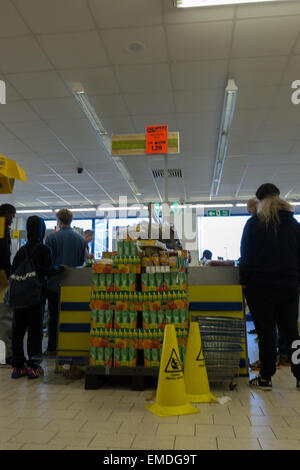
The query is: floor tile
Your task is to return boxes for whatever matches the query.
[80,421,121,434]
[89,432,135,449]
[217,438,261,450]
[213,414,251,425]
[174,436,217,450]
[132,435,175,450]
[249,416,288,427]
[9,430,57,445]
[7,418,51,431]
[49,431,96,447]
[20,444,66,450]
[118,422,158,436]
[233,425,277,439]
[157,423,195,437]
[259,439,300,450]
[271,426,300,440]
[0,428,22,442]
[178,414,214,425]
[195,424,235,438]
[43,419,88,432]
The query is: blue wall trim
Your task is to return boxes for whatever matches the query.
[61,302,90,311]
[60,323,91,333]
[189,301,243,311]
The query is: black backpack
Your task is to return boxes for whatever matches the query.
[8,245,42,309]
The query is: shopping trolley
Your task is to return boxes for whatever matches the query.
[192,315,244,390]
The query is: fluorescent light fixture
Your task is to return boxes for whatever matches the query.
[73,90,111,153]
[288,202,300,206]
[210,79,238,198]
[175,0,280,7]
[17,209,53,214]
[54,208,96,212]
[97,205,148,212]
[203,203,233,208]
[112,157,142,197]
[73,89,141,197]
[235,203,248,207]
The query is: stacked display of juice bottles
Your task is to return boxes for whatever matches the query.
[89,239,190,369]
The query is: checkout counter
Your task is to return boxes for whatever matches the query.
[55,265,248,377]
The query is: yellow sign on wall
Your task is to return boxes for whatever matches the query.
[12,230,20,239]
[0,217,4,239]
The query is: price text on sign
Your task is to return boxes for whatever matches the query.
[146,125,168,154]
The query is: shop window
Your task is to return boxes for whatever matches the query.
[197,215,250,261]
[94,219,108,259]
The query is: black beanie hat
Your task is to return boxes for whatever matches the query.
[255,183,280,201]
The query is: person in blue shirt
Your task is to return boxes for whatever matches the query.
[45,209,86,354]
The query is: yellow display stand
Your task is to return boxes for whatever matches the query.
[0,154,26,194]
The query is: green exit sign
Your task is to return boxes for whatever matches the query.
[207,209,230,217]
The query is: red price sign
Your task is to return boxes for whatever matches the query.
[146,125,168,154]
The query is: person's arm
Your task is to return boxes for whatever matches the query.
[80,239,86,266]
[0,226,12,277]
[239,218,255,286]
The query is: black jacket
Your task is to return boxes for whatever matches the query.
[239,210,300,288]
[11,216,63,302]
[0,223,11,278]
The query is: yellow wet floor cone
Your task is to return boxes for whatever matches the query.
[145,324,199,417]
[184,322,216,403]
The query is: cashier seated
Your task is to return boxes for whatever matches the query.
[200,249,212,266]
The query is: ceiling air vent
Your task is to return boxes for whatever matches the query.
[152,168,182,179]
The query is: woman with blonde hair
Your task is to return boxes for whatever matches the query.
[240,183,300,389]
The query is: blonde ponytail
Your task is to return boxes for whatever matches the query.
[257,196,293,231]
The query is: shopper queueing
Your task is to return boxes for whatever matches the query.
[0,204,16,279]
[45,209,86,354]
[200,250,212,266]
[11,216,63,379]
[240,183,300,389]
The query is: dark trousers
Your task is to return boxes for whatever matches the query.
[12,304,42,368]
[47,290,59,352]
[245,285,300,380]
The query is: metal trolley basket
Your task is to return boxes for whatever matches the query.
[192,315,244,390]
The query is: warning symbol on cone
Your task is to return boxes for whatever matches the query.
[196,347,205,366]
[165,348,183,374]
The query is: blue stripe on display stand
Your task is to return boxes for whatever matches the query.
[189,301,243,311]
[59,323,91,333]
[61,302,90,311]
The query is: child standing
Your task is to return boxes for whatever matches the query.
[11,216,63,379]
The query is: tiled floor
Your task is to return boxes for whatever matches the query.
[1,324,300,450]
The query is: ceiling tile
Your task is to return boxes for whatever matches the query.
[101,26,168,65]
[236,86,277,110]
[115,63,172,93]
[281,54,300,85]
[38,32,109,69]
[60,67,120,95]
[237,2,300,18]
[60,134,102,151]
[88,94,128,117]
[232,17,300,57]
[24,139,66,154]
[45,118,97,137]
[166,22,232,61]
[0,36,52,73]
[0,101,39,122]
[6,71,69,99]
[124,92,175,115]
[0,0,30,37]
[101,116,136,134]
[0,139,31,154]
[14,0,95,34]
[6,121,55,139]
[171,60,228,91]
[89,0,163,28]
[229,56,288,86]
[174,89,224,113]
[0,123,15,140]
[29,97,85,119]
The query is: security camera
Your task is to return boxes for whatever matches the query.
[77,167,83,174]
